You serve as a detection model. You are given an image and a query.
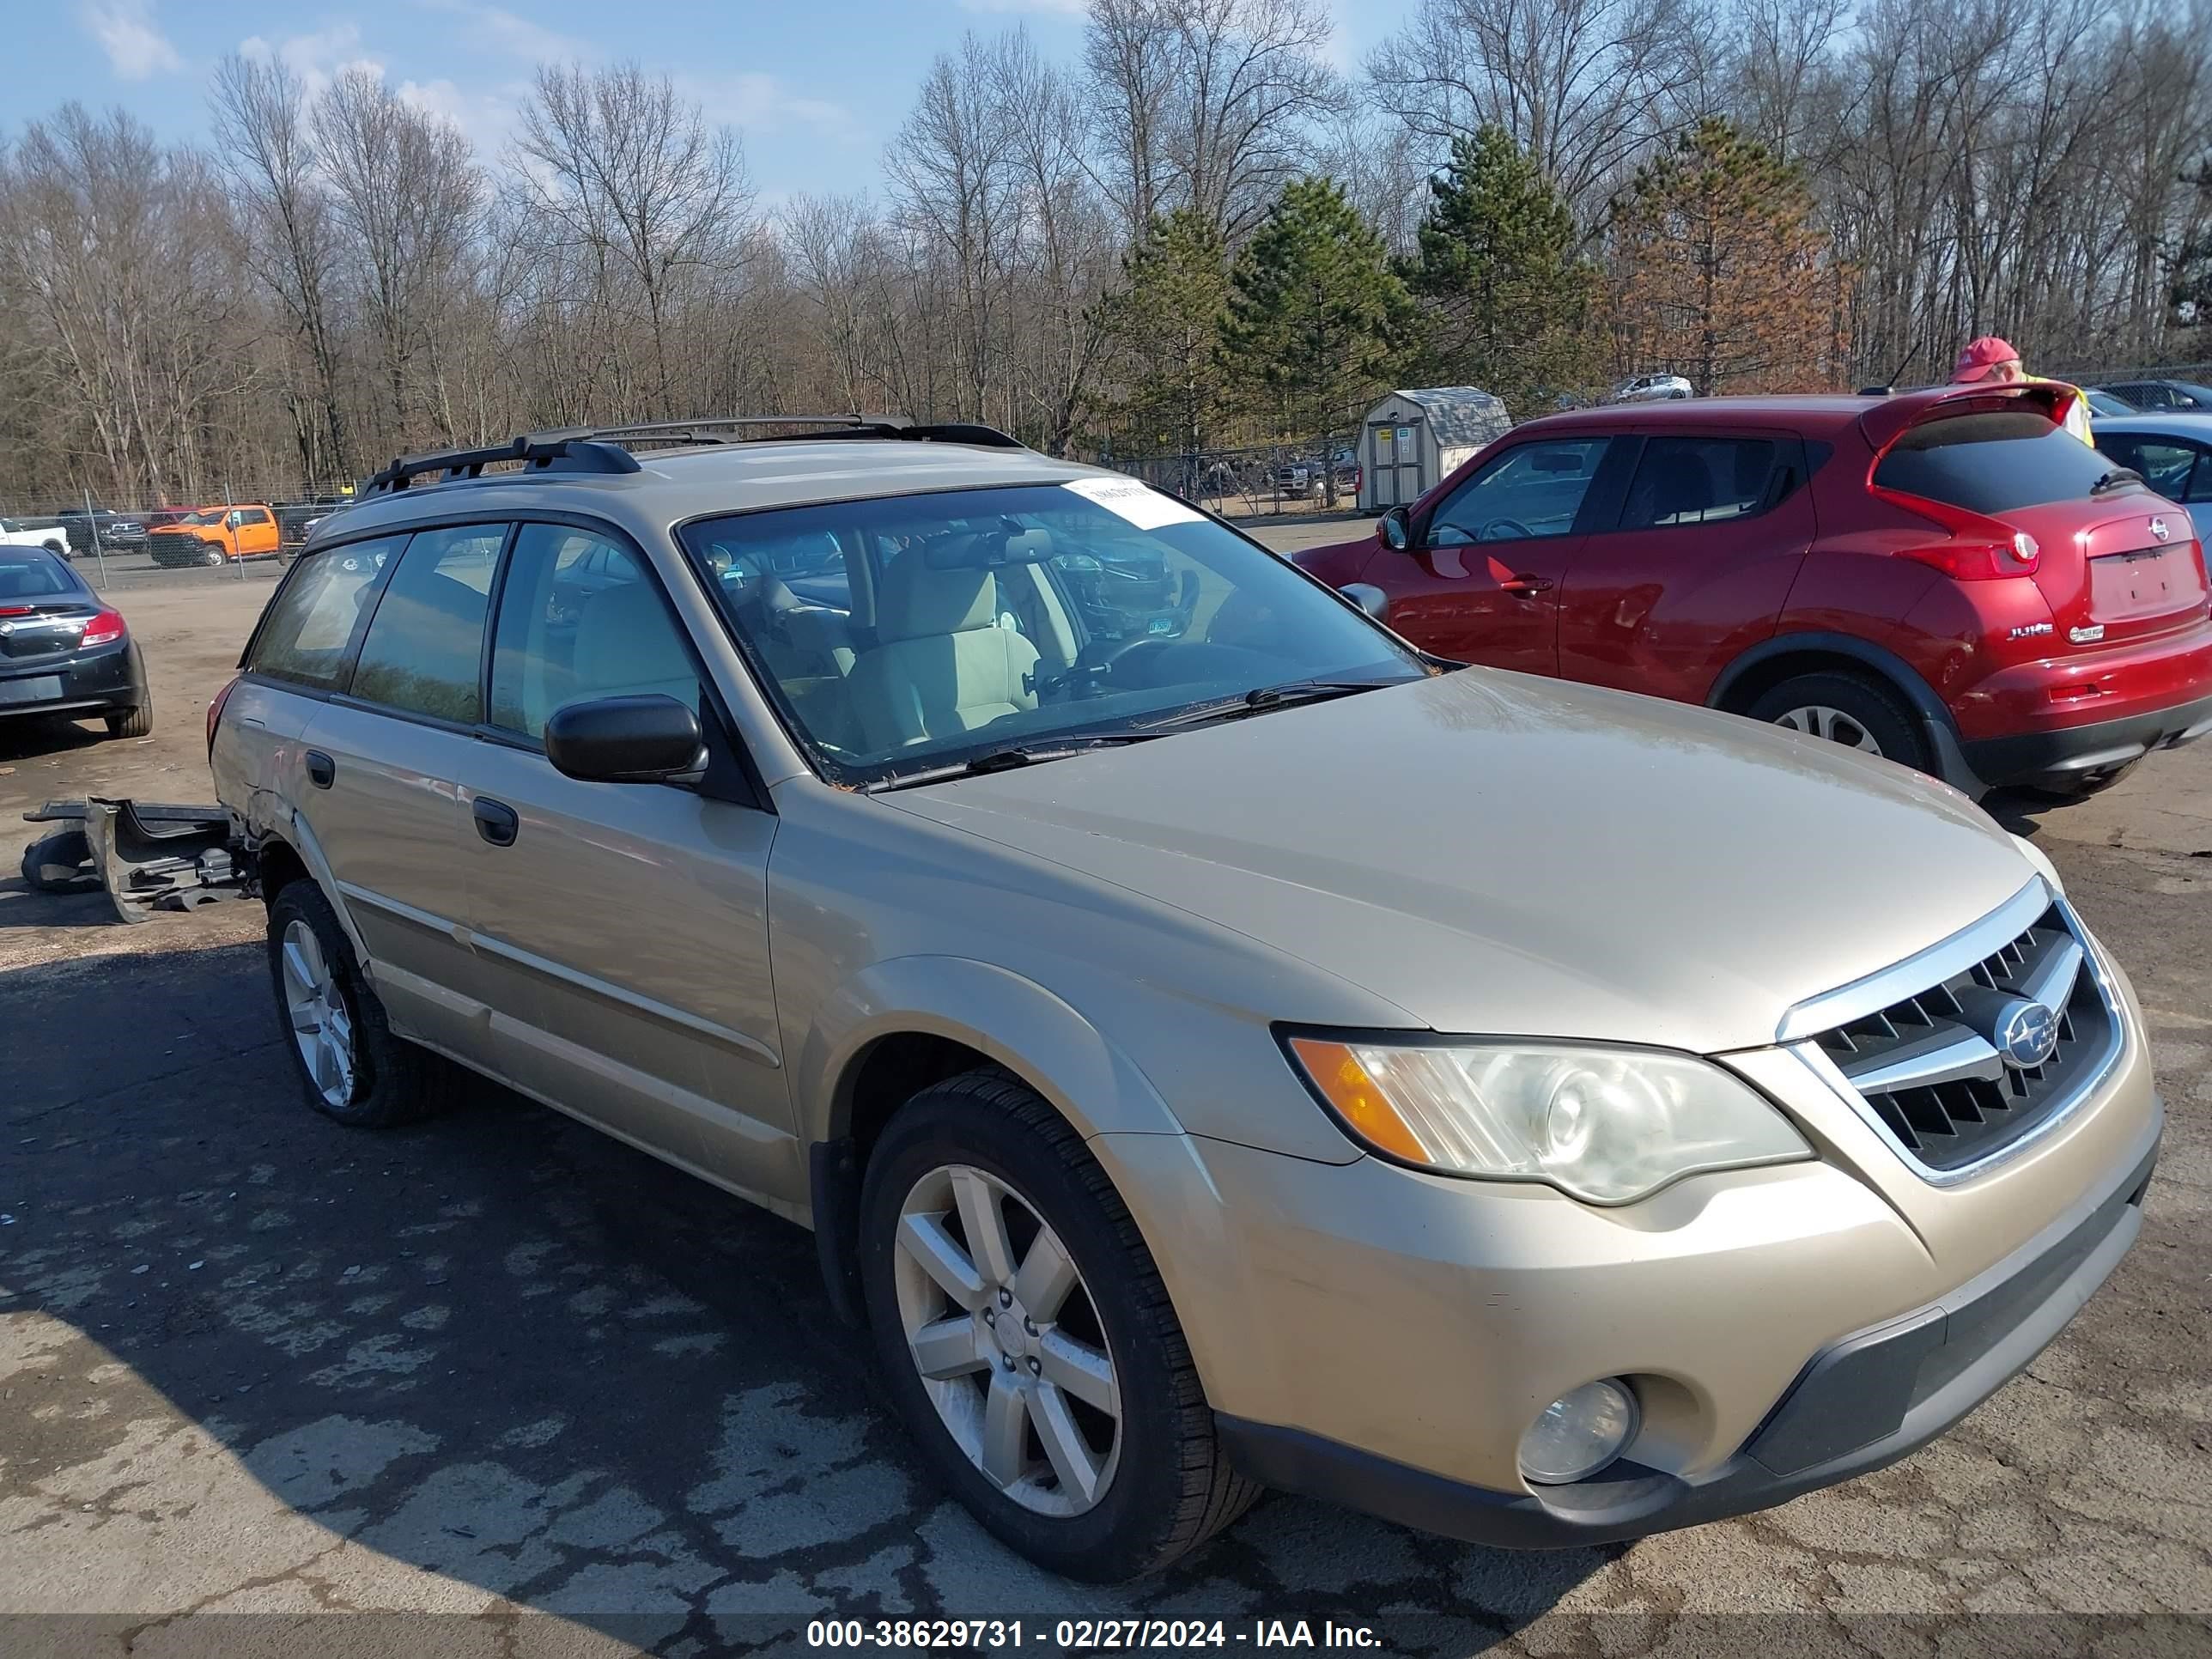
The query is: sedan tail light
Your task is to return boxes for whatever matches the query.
[79,607,127,647]
[207,672,240,757]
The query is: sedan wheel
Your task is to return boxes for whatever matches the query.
[279,917,356,1108]
[1771,703,1883,755]
[893,1162,1121,1516]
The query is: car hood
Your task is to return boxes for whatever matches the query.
[885,670,2035,1054]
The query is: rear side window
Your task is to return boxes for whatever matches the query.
[349,525,506,722]
[247,536,405,690]
[1619,436,1778,529]
[1875,410,2117,513]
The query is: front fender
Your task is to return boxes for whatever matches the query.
[795,954,1186,1146]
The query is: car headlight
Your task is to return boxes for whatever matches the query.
[1285,1036,1812,1205]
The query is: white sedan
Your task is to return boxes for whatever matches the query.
[1609,373,1695,403]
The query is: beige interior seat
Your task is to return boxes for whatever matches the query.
[848,552,1039,750]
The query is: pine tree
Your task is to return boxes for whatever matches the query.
[1218,176,1415,504]
[1097,209,1233,463]
[1610,117,1849,395]
[1405,125,1595,416]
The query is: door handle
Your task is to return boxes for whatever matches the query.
[1499,574,1553,596]
[304,750,335,788]
[472,797,519,848]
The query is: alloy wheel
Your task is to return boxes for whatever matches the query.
[892,1163,1121,1516]
[1772,703,1883,755]
[279,918,356,1107]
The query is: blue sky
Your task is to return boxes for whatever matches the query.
[6,0,1413,208]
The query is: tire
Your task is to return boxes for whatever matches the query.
[858,1070,1259,1582]
[1746,672,1931,773]
[105,697,152,739]
[264,881,453,1128]
[21,829,95,892]
[204,544,227,567]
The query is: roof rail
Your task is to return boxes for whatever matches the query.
[360,414,1026,495]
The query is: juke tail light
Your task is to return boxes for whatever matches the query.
[1869,483,2040,580]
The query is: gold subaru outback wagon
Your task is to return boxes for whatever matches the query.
[210,418,2162,1581]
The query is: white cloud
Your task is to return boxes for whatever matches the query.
[79,0,183,80]
[684,72,862,143]
[239,23,385,94]
[414,0,593,63]
[397,75,527,157]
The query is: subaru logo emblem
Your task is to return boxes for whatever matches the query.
[2149,516,2172,542]
[1992,997,2060,1069]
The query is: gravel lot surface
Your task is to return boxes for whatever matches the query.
[1,555,2207,1657]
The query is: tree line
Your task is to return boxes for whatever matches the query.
[0,0,2205,511]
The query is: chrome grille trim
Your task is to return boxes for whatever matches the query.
[1787,894,2126,1187]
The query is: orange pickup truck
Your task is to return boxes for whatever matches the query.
[147,504,283,568]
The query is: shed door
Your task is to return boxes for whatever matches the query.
[1370,418,1424,507]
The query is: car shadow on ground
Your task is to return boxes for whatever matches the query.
[0,939,1605,1652]
[0,715,104,765]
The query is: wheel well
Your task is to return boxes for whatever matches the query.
[1714,650,1905,717]
[254,836,309,903]
[841,1031,997,1167]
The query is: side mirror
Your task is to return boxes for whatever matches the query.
[545,694,707,784]
[1377,507,1412,551]
[1341,582,1389,623]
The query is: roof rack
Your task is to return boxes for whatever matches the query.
[361,415,1026,496]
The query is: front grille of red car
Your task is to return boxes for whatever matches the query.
[1810,902,2118,1176]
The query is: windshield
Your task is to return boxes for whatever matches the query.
[1874,410,2138,514]
[678,479,1425,786]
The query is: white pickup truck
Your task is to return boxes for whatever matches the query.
[0,518,73,557]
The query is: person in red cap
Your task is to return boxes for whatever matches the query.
[1952,335,2094,443]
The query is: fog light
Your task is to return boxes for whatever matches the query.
[1518,1379,1638,1485]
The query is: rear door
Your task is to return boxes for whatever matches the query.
[1384,434,1616,672]
[293,523,508,1054]
[1557,429,1815,701]
[458,521,793,1209]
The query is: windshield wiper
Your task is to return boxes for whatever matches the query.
[1132,679,1395,732]
[861,735,1161,793]
[2089,466,2146,496]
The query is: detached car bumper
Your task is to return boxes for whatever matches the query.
[0,641,146,719]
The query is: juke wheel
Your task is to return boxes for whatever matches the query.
[1747,672,1930,774]
[859,1070,1259,1581]
[264,882,453,1128]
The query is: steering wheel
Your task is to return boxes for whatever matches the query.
[1041,635,1175,701]
[1477,518,1534,543]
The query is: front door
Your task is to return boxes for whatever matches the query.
[1380,435,1613,673]
[458,521,795,1212]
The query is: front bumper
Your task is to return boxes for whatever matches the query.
[1215,1129,2155,1547]
[149,535,218,565]
[1961,692,2212,789]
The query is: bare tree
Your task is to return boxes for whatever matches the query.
[209,52,349,480]
[511,63,753,421]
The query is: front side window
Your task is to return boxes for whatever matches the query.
[349,524,505,722]
[247,535,406,689]
[1618,436,1779,529]
[1428,439,1608,545]
[678,479,1422,786]
[490,524,700,739]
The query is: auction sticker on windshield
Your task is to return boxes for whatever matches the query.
[1062,476,1204,531]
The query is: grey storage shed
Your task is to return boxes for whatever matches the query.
[1357,388,1511,512]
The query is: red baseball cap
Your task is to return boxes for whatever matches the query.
[1953,337,2021,381]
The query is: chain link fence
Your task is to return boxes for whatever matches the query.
[1103,442,1366,517]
